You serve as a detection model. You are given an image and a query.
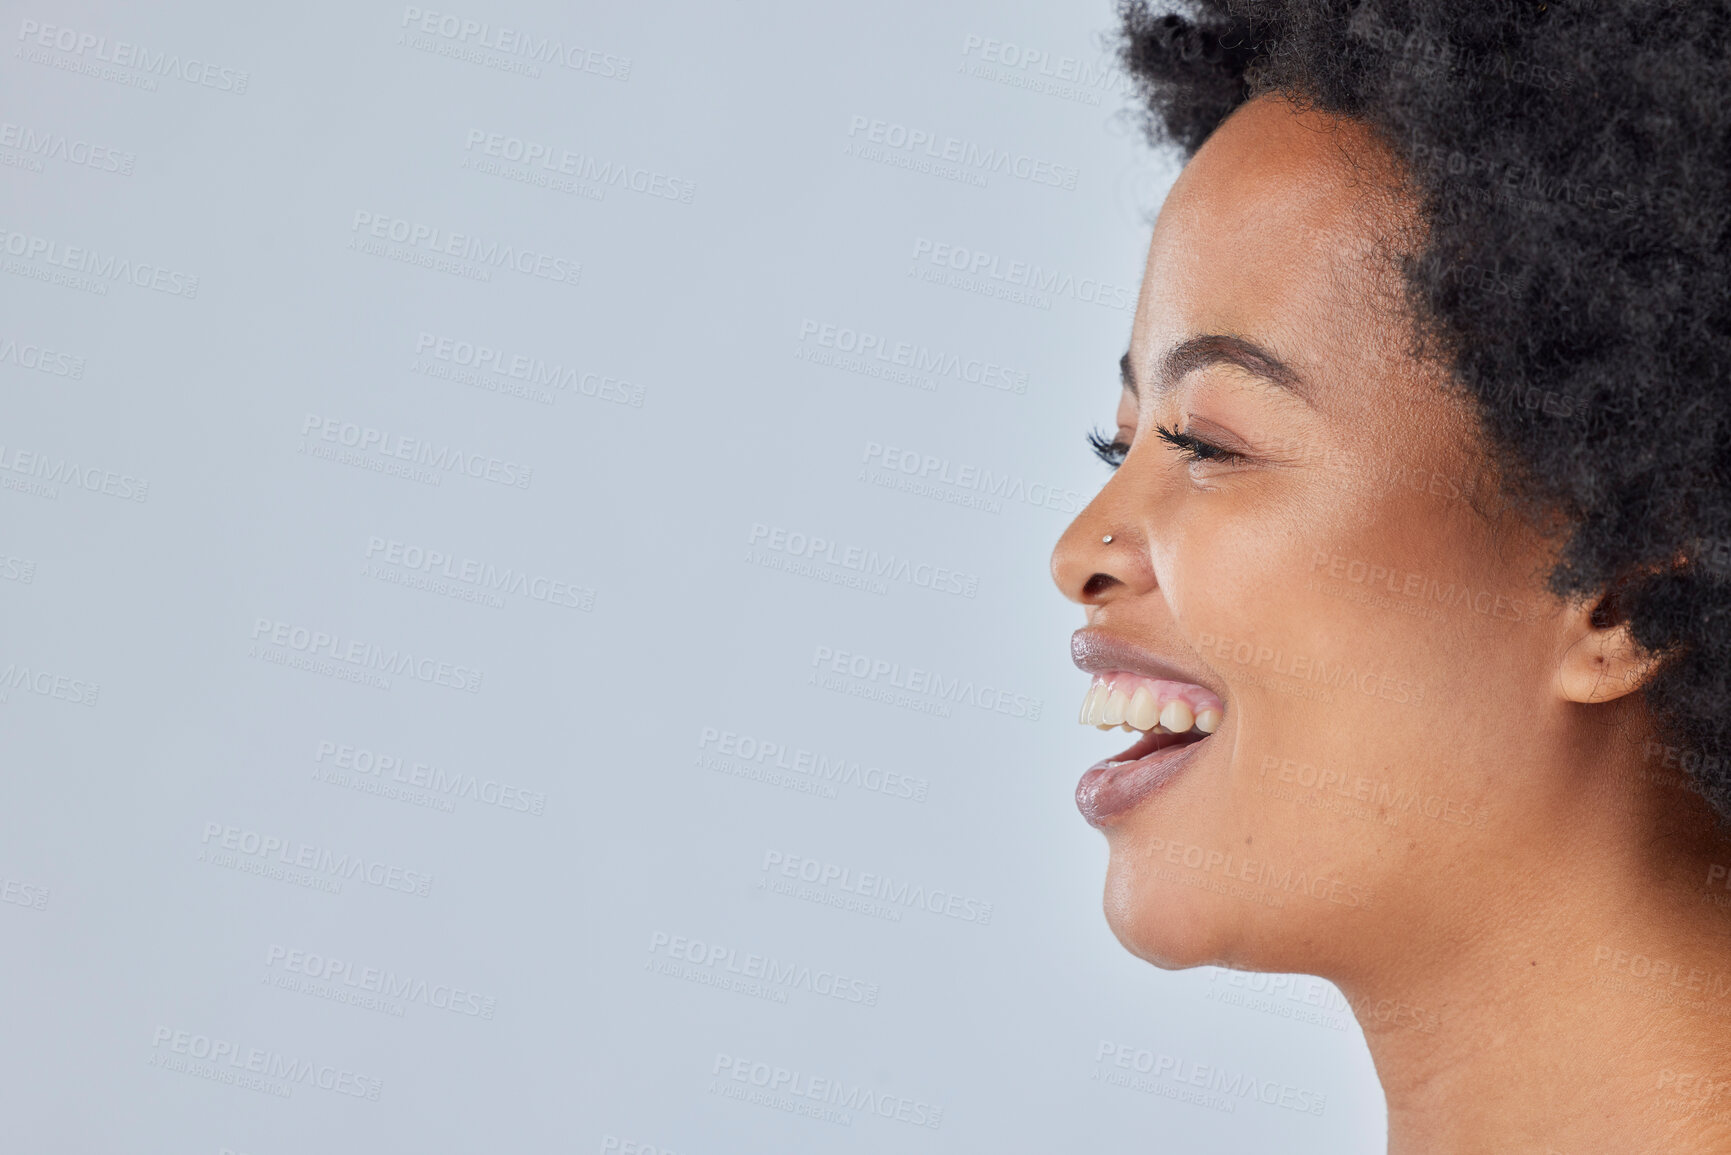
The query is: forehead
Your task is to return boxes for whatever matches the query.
[1130,96,1414,396]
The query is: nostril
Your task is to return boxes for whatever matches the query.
[1082,572,1120,599]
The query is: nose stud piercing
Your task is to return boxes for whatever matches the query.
[1102,535,1114,543]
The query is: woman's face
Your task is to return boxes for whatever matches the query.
[1052,95,1572,977]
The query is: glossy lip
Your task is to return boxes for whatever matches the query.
[1070,628,1222,694]
[1070,628,1223,828]
[1075,734,1210,828]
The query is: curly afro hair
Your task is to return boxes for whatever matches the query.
[1116,0,1731,817]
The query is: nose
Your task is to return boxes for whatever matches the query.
[1051,472,1157,607]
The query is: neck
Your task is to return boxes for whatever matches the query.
[1341,739,1731,1154]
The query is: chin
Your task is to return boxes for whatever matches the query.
[1100,839,1249,971]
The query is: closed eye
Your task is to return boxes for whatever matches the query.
[1155,423,1241,464]
[1087,427,1129,469]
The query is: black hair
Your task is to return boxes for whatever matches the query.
[1117,0,1731,817]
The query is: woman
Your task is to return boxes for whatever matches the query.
[1051,3,1731,1150]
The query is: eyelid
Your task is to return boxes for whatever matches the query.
[1177,413,1260,456]
[1087,427,1130,468]
[1154,423,1243,464]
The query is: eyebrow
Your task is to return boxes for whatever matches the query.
[1120,334,1312,404]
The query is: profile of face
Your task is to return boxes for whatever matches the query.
[1050,94,1679,983]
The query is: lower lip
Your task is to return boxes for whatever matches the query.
[1075,729,1210,828]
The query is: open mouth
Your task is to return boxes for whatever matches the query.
[1078,673,1222,736]
[1075,671,1224,827]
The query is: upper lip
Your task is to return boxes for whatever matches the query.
[1070,628,1222,697]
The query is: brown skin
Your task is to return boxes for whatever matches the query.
[1051,94,1731,1153]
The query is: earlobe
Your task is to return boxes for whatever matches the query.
[1556,608,1663,705]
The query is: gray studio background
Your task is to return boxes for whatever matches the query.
[0,2,1387,1151]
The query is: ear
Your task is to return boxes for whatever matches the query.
[1555,592,1664,705]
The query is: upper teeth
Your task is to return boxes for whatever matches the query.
[1078,673,1222,735]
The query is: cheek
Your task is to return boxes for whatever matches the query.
[1161,504,1314,658]
[1161,503,1406,827]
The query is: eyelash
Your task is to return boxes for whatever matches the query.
[1087,427,1129,468]
[1156,423,1241,464]
[1087,424,1241,470]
